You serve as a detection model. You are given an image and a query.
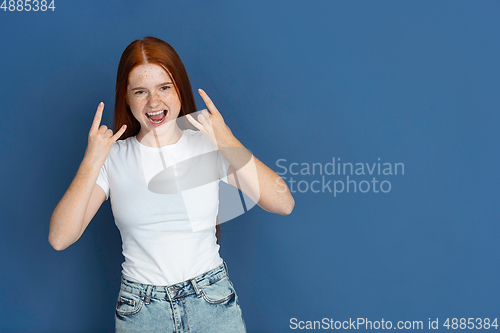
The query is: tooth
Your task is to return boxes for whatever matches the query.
[147,110,164,116]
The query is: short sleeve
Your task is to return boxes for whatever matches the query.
[96,159,110,200]
[216,149,230,184]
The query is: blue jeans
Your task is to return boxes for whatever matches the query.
[115,261,247,332]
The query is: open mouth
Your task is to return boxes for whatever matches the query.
[146,110,167,126]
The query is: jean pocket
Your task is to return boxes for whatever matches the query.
[116,289,143,316]
[200,276,236,304]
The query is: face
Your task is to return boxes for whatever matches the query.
[126,63,182,134]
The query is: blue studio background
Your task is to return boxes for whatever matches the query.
[1,1,499,332]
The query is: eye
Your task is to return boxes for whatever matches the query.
[134,90,144,95]
[160,86,170,91]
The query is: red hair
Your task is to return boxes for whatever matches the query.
[112,36,221,243]
[113,36,197,139]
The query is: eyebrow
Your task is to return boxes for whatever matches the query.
[130,82,173,90]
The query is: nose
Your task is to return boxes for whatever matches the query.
[147,92,161,108]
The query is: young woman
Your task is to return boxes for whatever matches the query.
[49,36,295,332]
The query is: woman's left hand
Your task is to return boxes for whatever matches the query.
[186,88,234,149]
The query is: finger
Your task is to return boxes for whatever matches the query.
[201,108,211,120]
[186,114,203,131]
[198,89,220,115]
[105,128,113,137]
[111,124,127,141]
[91,102,104,132]
[98,124,108,133]
[197,113,209,127]
[201,109,214,131]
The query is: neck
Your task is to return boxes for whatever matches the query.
[136,123,183,148]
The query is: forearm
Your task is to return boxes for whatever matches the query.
[49,152,102,250]
[189,89,295,215]
[219,135,295,215]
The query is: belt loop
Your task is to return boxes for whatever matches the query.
[191,278,201,297]
[142,285,153,304]
[223,260,229,276]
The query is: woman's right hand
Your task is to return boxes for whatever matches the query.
[85,102,127,164]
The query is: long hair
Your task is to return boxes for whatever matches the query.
[113,36,221,243]
[113,36,197,139]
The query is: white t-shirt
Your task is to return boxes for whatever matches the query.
[96,129,230,286]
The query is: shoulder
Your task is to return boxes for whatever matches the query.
[100,136,137,170]
[183,128,202,140]
[182,129,218,152]
[109,136,136,156]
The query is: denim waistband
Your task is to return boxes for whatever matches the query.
[119,261,229,303]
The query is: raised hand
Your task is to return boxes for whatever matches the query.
[186,89,233,149]
[86,102,126,165]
